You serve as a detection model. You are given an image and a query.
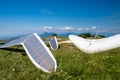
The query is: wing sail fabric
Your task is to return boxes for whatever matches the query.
[22,33,57,73]
[0,33,57,73]
[69,34,120,54]
[44,37,58,50]
[0,35,30,48]
[49,37,58,50]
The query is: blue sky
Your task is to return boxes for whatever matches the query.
[0,0,120,37]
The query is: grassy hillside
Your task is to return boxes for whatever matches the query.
[0,37,120,80]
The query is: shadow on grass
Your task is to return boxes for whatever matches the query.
[0,47,26,55]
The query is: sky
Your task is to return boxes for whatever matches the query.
[0,0,120,37]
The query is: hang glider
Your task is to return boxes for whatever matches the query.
[44,36,58,50]
[0,36,59,50]
[0,33,57,73]
[69,34,120,54]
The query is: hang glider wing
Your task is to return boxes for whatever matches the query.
[44,36,58,50]
[69,34,120,54]
[0,35,29,48]
[0,33,57,73]
[49,36,58,50]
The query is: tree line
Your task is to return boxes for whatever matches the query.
[51,33,105,38]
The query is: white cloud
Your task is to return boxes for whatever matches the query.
[91,26,97,30]
[84,28,89,30]
[64,26,74,30]
[40,9,53,15]
[37,26,54,33]
[96,27,120,35]
[59,26,74,31]
[114,11,120,17]
[43,26,53,30]
[76,26,97,31]
[77,28,83,30]
[117,20,120,22]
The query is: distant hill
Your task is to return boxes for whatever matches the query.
[39,31,117,38]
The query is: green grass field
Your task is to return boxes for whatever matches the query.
[0,37,120,80]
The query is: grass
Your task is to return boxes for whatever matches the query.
[0,37,120,80]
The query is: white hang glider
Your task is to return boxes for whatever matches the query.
[0,33,57,73]
[69,34,120,54]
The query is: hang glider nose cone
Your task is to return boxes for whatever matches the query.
[69,35,74,38]
[69,35,74,40]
